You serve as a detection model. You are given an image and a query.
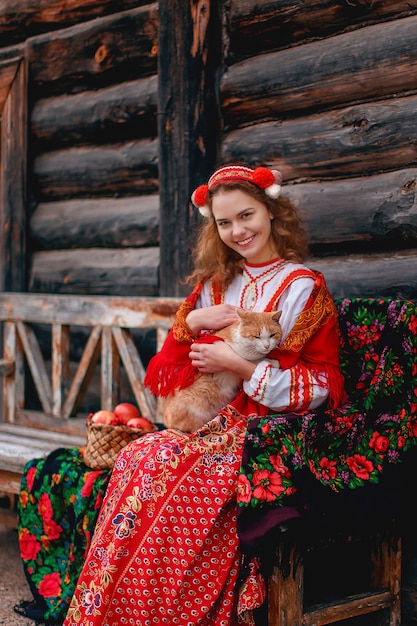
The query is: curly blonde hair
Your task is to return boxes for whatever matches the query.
[186,179,309,288]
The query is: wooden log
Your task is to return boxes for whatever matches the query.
[31,75,158,149]
[0,0,152,47]
[33,138,158,201]
[29,247,160,295]
[310,250,417,302]
[223,93,417,181]
[30,195,160,249]
[26,4,158,95]
[221,14,417,129]
[282,169,417,249]
[158,0,222,296]
[228,0,416,59]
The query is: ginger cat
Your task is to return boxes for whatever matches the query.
[163,309,282,432]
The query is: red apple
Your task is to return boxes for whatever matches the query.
[126,416,154,432]
[91,409,117,424]
[113,402,140,425]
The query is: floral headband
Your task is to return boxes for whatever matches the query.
[191,165,283,217]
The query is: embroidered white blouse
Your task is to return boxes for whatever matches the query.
[195,259,330,412]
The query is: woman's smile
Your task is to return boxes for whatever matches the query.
[235,234,255,247]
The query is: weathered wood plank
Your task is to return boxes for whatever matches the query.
[112,326,156,417]
[0,57,27,291]
[101,326,119,411]
[26,4,159,95]
[2,323,17,423]
[158,0,222,296]
[228,0,416,59]
[62,325,102,418]
[31,75,158,149]
[30,195,160,249]
[0,56,20,113]
[311,250,417,302]
[16,322,52,414]
[221,15,417,129]
[0,292,182,328]
[4,409,87,436]
[29,247,161,295]
[0,471,24,498]
[302,590,394,624]
[0,0,152,47]
[0,423,85,474]
[52,323,70,416]
[33,138,158,201]
[223,93,417,181]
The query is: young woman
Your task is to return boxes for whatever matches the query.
[62,164,345,626]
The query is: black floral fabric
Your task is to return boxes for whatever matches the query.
[237,298,417,549]
[17,447,111,624]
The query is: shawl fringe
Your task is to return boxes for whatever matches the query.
[144,330,225,398]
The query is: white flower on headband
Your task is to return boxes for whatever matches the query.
[191,166,282,216]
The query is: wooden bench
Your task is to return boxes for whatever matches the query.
[0,292,413,623]
[0,291,182,525]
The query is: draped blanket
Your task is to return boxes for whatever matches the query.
[236,298,417,555]
[17,448,111,624]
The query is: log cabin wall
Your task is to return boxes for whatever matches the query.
[0,0,161,297]
[220,0,417,303]
[0,1,416,302]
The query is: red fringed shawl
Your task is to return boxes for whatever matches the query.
[144,270,346,410]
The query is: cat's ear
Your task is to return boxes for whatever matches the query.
[273,310,282,323]
[236,308,247,321]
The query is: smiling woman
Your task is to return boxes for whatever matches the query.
[63,163,345,626]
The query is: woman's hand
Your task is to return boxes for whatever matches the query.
[189,341,257,380]
[186,304,239,334]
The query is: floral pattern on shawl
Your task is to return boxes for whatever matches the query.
[237,298,417,543]
[17,447,111,624]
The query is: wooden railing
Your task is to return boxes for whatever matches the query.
[0,292,182,433]
[0,292,182,508]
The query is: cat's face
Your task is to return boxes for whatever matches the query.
[235,310,282,356]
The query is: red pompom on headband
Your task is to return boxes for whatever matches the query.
[191,165,283,217]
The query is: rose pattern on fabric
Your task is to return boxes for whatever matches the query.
[238,298,417,510]
[17,447,111,623]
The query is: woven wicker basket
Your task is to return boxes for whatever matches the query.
[83,418,156,470]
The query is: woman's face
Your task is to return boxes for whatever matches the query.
[211,188,278,264]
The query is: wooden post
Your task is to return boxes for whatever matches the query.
[0,57,27,292]
[157,0,222,296]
